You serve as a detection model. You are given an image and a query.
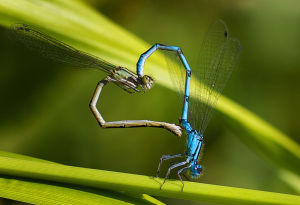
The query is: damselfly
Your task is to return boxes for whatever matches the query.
[137,20,241,189]
[10,24,182,136]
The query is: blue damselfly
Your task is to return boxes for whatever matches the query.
[137,20,241,189]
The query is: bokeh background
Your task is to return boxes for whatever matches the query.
[0,0,299,204]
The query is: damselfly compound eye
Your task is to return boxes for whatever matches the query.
[142,75,154,90]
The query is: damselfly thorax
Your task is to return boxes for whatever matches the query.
[108,66,153,93]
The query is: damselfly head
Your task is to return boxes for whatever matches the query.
[141,75,154,90]
[188,164,202,179]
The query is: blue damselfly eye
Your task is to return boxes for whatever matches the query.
[196,166,202,174]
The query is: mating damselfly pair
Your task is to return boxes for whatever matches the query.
[10,20,241,189]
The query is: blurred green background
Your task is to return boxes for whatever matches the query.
[0,0,299,204]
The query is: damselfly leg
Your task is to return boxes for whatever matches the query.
[177,165,191,191]
[160,160,188,189]
[156,154,186,177]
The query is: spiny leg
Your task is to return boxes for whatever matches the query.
[156,154,185,177]
[160,161,188,189]
[89,77,182,136]
[177,165,190,191]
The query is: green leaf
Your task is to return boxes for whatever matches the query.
[0,154,299,205]
[0,151,164,205]
[0,176,163,205]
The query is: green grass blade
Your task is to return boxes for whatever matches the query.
[0,151,164,205]
[0,176,163,205]
[0,0,299,193]
[218,96,300,174]
[0,155,299,205]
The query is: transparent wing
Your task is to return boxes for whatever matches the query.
[10,23,115,73]
[189,20,241,134]
[163,50,186,101]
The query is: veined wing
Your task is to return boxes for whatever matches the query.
[190,20,241,134]
[163,49,186,106]
[10,24,115,73]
